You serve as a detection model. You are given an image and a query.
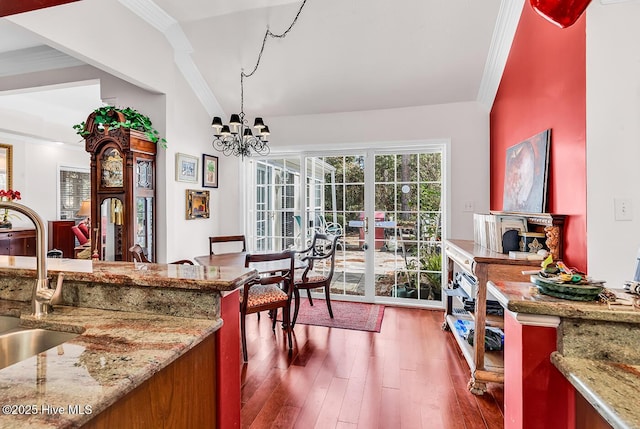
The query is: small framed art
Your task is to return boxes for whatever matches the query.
[202,154,219,188]
[186,189,210,219]
[176,153,198,183]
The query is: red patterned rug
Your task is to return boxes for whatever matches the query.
[288,299,385,332]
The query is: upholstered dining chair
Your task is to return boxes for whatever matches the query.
[129,244,194,265]
[209,235,246,255]
[241,250,295,362]
[292,233,341,328]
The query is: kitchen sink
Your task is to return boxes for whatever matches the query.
[0,316,21,333]
[0,328,78,370]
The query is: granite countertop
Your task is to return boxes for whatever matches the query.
[551,353,640,429]
[488,280,640,323]
[488,280,640,429]
[0,300,221,429]
[0,256,258,427]
[0,256,257,292]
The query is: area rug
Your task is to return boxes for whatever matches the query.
[287,299,385,332]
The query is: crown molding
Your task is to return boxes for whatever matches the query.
[118,0,222,116]
[477,0,526,111]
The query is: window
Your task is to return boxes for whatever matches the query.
[59,167,90,220]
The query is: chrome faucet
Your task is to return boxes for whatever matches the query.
[0,201,63,317]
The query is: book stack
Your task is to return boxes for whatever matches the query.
[473,213,528,253]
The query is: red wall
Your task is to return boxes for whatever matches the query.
[490,5,587,271]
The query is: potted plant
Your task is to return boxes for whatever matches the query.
[398,243,442,300]
[0,189,21,229]
[73,106,167,148]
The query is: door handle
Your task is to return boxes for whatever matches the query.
[364,216,369,234]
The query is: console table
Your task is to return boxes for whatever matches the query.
[0,227,36,256]
[443,239,540,394]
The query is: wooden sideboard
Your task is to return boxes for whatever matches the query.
[48,220,76,258]
[443,239,540,394]
[0,228,36,256]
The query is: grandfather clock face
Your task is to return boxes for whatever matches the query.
[101,148,124,188]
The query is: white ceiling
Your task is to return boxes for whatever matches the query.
[0,0,510,142]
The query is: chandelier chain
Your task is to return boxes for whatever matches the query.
[213,0,308,158]
[241,0,309,80]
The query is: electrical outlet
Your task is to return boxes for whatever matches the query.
[614,198,633,221]
[463,201,475,212]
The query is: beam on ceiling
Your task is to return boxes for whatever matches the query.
[0,0,81,18]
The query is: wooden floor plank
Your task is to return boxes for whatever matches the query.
[313,377,349,429]
[241,306,504,429]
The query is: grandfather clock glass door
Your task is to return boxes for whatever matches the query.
[98,147,126,261]
[135,156,155,262]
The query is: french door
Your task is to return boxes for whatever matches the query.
[246,144,446,306]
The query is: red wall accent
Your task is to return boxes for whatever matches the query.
[490,4,587,271]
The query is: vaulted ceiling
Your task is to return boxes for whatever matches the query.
[0,0,523,144]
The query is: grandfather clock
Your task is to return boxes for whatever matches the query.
[84,110,156,262]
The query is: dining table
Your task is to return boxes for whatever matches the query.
[195,251,307,274]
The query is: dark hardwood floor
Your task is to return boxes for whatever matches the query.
[240,306,504,428]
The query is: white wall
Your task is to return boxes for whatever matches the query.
[268,101,491,241]
[1,137,89,228]
[587,1,640,287]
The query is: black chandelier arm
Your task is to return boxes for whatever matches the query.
[212,135,270,159]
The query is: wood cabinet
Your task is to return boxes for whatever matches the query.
[48,220,75,258]
[0,228,36,256]
[83,109,156,262]
[83,333,217,429]
[443,239,539,394]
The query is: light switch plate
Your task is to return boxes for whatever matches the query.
[463,201,475,212]
[614,198,633,221]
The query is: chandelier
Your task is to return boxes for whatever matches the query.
[211,72,270,158]
[211,0,308,158]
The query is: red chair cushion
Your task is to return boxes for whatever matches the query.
[71,225,88,245]
[77,222,89,239]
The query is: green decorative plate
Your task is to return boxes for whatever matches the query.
[530,275,604,301]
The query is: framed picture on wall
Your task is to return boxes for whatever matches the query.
[202,154,218,188]
[186,189,210,219]
[176,153,198,183]
[502,129,551,213]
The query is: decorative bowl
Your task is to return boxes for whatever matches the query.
[530,275,604,301]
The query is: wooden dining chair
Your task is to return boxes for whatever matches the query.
[241,250,295,362]
[209,235,246,255]
[129,244,194,265]
[129,244,151,263]
[292,233,341,328]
